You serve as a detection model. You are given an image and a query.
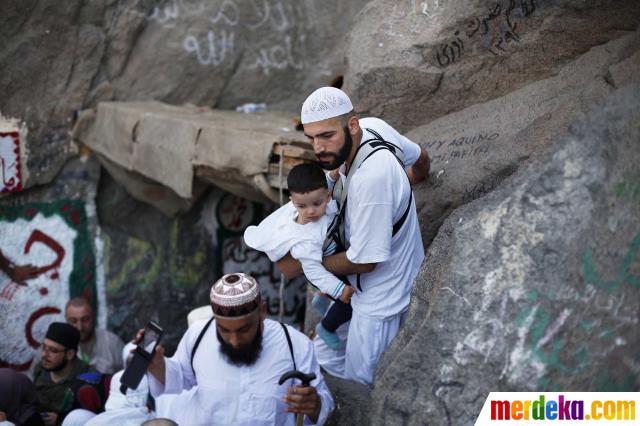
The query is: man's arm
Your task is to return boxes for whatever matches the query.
[406,147,430,185]
[322,251,376,277]
[276,252,304,279]
[0,249,39,285]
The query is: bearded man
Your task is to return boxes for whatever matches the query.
[277,87,430,386]
[144,273,334,425]
[33,322,107,425]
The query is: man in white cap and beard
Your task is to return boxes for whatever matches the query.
[277,87,429,386]
[143,273,334,425]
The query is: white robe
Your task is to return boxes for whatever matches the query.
[244,200,345,299]
[148,319,334,426]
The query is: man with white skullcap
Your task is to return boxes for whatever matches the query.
[142,273,334,425]
[277,87,430,386]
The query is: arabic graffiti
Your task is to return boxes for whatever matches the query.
[434,0,537,67]
[216,193,306,323]
[130,0,305,75]
[0,132,23,194]
[0,200,99,371]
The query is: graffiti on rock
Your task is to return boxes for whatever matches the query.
[126,0,305,75]
[0,132,23,194]
[0,201,99,371]
[434,0,537,67]
[216,193,306,323]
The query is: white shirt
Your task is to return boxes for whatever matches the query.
[244,201,345,299]
[148,319,334,426]
[344,117,425,318]
[78,328,125,375]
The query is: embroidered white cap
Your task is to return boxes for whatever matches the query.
[210,273,260,308]
[300,87,354,124]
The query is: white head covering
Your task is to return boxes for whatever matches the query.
[187,305,213,327]
[209,273,260,317]
[301,87,353,124]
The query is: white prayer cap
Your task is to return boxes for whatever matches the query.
[210,273,261,317]
[187,305,213,326]
[300,87,353,124]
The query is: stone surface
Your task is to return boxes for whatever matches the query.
[370,85,640,425]
[0,0,369,188]
[345,0,640,132]
[407,28,640,243]
[0,155,106,371]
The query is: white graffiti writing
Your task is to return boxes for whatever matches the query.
[0,133,21,193]
[184,29,235,66]
[247,34,304,75]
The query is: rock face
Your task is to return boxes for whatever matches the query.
[0,0,369,188]
[409,28,640,243]
[0,156,105,371]
[345,0,640,131]
[369,85,640,425]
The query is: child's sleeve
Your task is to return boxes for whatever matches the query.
[292,242,345,299]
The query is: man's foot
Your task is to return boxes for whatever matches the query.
[311,294,331,315]
[315,323,345,350]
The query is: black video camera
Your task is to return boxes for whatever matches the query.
[119,320,163,394]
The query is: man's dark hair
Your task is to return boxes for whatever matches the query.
[287,162,327,194]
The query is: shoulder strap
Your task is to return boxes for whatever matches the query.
[279,322,296,371]
[190,317,214,376]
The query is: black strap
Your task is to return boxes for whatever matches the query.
[392,191,413,237]
[279,322,296,371]
[190,317,214,376]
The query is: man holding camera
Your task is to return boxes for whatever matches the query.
[142,273,334,425]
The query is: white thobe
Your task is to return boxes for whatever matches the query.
[148,319,334,426]
[244,200,345,299]
[315,117,424,386]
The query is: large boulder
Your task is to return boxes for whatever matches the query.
[0,156,105,371]
[345,0,640,131]
[370,85,640,425]
[0,0,369,188]
[408,28,640,242]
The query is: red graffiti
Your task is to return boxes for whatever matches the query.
[0,282,20,301]
[23,229,65,276]
[25,306,61,348]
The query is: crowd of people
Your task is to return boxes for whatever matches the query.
[1,87,429,425]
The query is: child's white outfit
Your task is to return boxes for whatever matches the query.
[244,200,345,299]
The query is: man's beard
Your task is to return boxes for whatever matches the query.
[217,325,263,367]
[43,356,68,373]
[317,126,353,170]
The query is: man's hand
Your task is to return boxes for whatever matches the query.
[41,411,58,426]
[132,329,166,385]
[276,252,303,279]
[284,385,321,423]
[10,264,40,285]
[339,285,355,303]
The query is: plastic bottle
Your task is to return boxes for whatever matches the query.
[235,103,267,113]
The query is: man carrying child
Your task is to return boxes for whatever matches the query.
[277,87,430,385]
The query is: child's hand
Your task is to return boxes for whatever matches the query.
[339,285,355,303]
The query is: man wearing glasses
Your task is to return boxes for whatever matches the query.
[32,322,107,425]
